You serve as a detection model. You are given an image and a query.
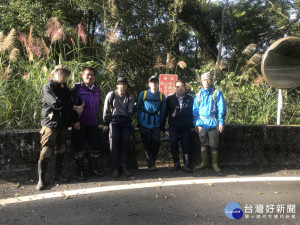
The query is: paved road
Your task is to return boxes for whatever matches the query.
[0,166,299,225]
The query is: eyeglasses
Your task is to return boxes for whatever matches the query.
[85,73,95,76]
[175,85,184,88]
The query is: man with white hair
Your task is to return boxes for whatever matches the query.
[193,72,226,172]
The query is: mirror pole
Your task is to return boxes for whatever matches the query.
[277,89,283,125]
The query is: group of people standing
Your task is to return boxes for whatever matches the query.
[36,65,226,191]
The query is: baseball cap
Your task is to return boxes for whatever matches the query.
[148,75,159,82]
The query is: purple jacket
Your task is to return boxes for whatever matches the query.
[71,82,101,127]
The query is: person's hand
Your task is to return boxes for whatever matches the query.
[73,122,80,130]
[73,104,84,116]
[103,125,109,134]
[219,125,224,133]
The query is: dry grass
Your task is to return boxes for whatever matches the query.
[247,53,262,65]
[0,31,4,51]
[17,31,26,43]
[153,56,165,69]
[51,28,66,43]
[41,38,50,57]
[0,69,10,80]
[242,43,257,56]
[177,61,187,69]
[166,57,175,70]
[2,29,16,52]
[106,60,118,72]
[77,22,87,45]
[45,17,65,43]
[107,23,119,43]
[21,27,44,61]
[9,48,19,62]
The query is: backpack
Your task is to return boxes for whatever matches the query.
[142,90,163,125]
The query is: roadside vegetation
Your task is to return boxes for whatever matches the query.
[0,0,299,130]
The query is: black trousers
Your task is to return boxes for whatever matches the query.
[169,126,191,164]
[71,125,102,157]
[109,116,132,169]
[140,126,160,168]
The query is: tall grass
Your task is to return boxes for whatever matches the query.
[0,19,299,130]
[0,18,120,130]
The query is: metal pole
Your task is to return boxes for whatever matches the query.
[277,89,283,125]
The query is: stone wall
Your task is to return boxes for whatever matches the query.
[219,125,300,166]
[0,125,299,180]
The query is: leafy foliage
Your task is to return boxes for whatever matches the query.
[0,0,299,129]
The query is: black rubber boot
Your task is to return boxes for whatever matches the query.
[54,154,69,182]
[36,159,48,191]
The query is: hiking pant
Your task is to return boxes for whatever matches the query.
[109,116,132,169]
[169,126,191,164]
[140,126,160,168]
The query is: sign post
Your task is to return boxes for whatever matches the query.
[159,74,178,97]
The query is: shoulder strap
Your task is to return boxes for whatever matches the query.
[212,89,217,105]
[143,90,147,101]
[197,90,202,107]
[143,90,162,103]
[110,91,115,111]
[110,91,130,111]
[197,89,217,107]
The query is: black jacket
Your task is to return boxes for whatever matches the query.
[164,92,194,129]
[41,79,72,129]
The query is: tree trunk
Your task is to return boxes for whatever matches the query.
[178,0,218,64]
[214,0,229,79]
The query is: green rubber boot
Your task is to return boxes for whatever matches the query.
[194,151,209,170]
[211,152,221,173]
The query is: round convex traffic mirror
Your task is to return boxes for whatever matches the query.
[261,36,300,89]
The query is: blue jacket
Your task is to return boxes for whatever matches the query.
[193,85,226,129]
[137,90,166,129]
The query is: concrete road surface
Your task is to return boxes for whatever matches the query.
[0,166,299,225]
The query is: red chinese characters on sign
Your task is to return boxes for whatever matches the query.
[159,74,178,97]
